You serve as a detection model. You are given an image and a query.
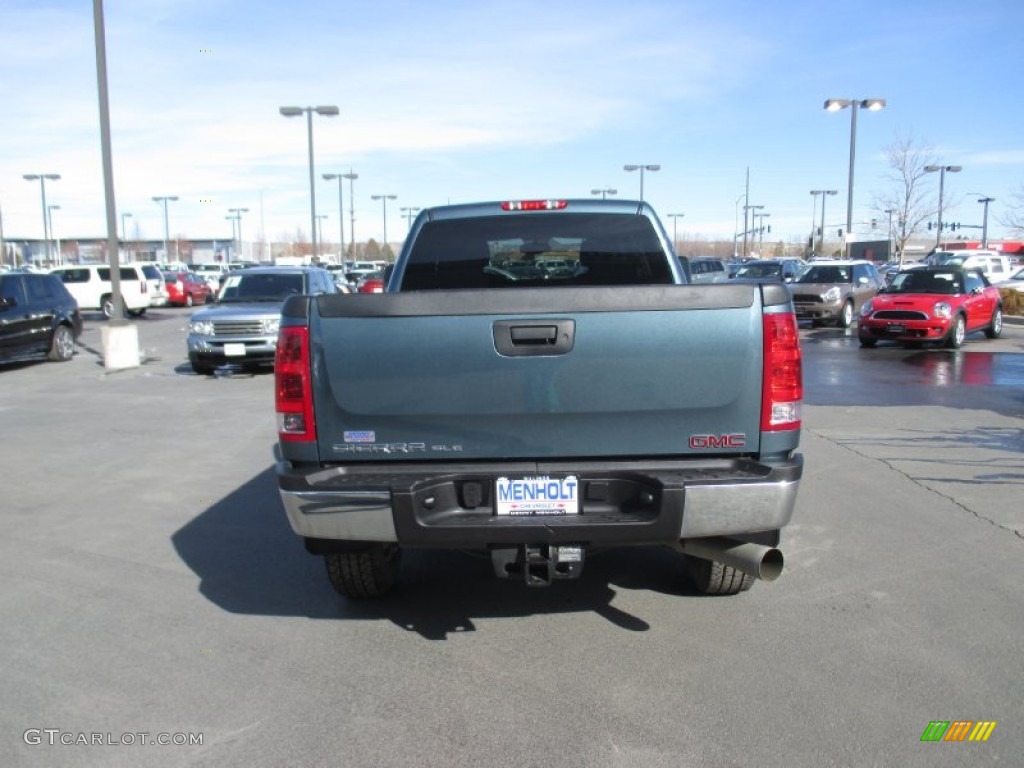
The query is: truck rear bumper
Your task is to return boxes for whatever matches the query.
[277,455,802,548]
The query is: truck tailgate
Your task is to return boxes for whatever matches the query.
[310,284,766,462]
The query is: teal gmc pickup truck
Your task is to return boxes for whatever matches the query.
[274,199,803,598]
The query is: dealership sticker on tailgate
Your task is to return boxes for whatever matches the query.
[495,476,579,516]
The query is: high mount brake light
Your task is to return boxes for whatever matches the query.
[275,325,316,442]
[761,312,802,431]
[501,200,568,211]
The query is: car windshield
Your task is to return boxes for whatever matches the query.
[797,265,851,283]
[887,270,961,294]
[736,263,781,278]
[218,272,305,302]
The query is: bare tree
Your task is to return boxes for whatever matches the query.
[871,132,938,263]
[998,184,1024,235]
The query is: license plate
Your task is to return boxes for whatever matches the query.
[224,343,246,357]
[495,476,579,516]
[886,324,906,334]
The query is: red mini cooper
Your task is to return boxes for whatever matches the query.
[857,266,1003,349]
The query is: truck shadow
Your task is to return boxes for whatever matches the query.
[171,463,703,639]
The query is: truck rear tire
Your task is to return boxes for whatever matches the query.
[325,545,401,599]
[685,555,754,595]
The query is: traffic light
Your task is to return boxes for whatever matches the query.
[767,225,771,234]
[927,222,933,230]
[837,229,843,238]
[951,222,959,231]
[871,218,877,229]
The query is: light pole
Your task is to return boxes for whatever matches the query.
[315,214,328,259]
[279,105,339,259]
[667,213,685,252]
[968,193,994,248]
[753,212,771,254]
[152,195,178,262]
[323,173,347,261]
[734,193,746,256]
[23,173,60,264]
[400,206,421,231]
[810,190,838,257]
[623,164,660,202]
[341,170,358,259]
[228,207,248,260]
[47,205,61,265]
[824,98,886,252]
[121,211,133,259]
[371,194,397,255]
[591,187,617,200]
[225,213,239,260]
[742,204,763,258]
[924,164,962,248]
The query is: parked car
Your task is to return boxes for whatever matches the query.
[729,258,804,284]
[186,266,338,374]
[857,266,1003,349]
[993,266,1024,293]
[137,263,170,307]
[791,260,884,327]
[193,263,228,295]
[687,257,729,283]
[164,271,212,307]
[50,263,152,318]
[0,271,83,364]
[926,250,1013,281]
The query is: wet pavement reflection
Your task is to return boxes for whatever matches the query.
[800,326,1024,418]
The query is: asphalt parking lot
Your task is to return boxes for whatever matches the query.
[2,308,1022,767]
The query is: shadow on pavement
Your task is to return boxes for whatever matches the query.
[171,462,706,639]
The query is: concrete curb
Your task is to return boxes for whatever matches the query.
[1005,314,1024,326]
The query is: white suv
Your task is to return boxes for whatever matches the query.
[929,250,1013,280]
[51,264,153,318]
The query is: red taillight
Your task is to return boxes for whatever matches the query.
[275,326,316,442]
[761,312,802,431]
[501,200,568,211]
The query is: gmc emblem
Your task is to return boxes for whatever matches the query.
[689,433,746,449]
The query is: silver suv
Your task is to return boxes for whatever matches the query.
[791,260,883,328]
[186,266,338,374]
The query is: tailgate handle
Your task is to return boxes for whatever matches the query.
[493,319,575,357]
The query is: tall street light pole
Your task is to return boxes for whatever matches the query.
[400,206,421,230]
[225,213,239,259]
[47,205,61,265]
[883,208,896,261]
[923,164,962,248]
[742,204,763,258]
[824,98,886,254]
[279,105,339,259]
[341,171,358,259]
[371,194,397,256]
[968,193,994,248]
[667,213,685,252]
[121,211,132,259]
[23,173,60,263]
[316,214,328,259]
[754,212,771,254]
[810,190,837,257]
[623,164,660,202]
[152,195,178,262]
[323,173,347,261]
[591,188,617,200]
[228,207,248,260]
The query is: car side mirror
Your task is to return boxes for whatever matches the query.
[0,296,14,311]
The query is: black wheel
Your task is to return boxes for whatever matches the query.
[984,307,1003,339]
[684,555,754,595]
[47,324,75,362]
[126,308,146,317]
[859,337,877,348]
[836,300,854,328]
[945,314,966,349]
[190,361,216,375]
[325,545,401,599]
[101,294,115,319]
[185,293,194,307]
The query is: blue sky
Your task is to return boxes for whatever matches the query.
[2,0,1023,251]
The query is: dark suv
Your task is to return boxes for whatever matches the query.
[0,271,83,364]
